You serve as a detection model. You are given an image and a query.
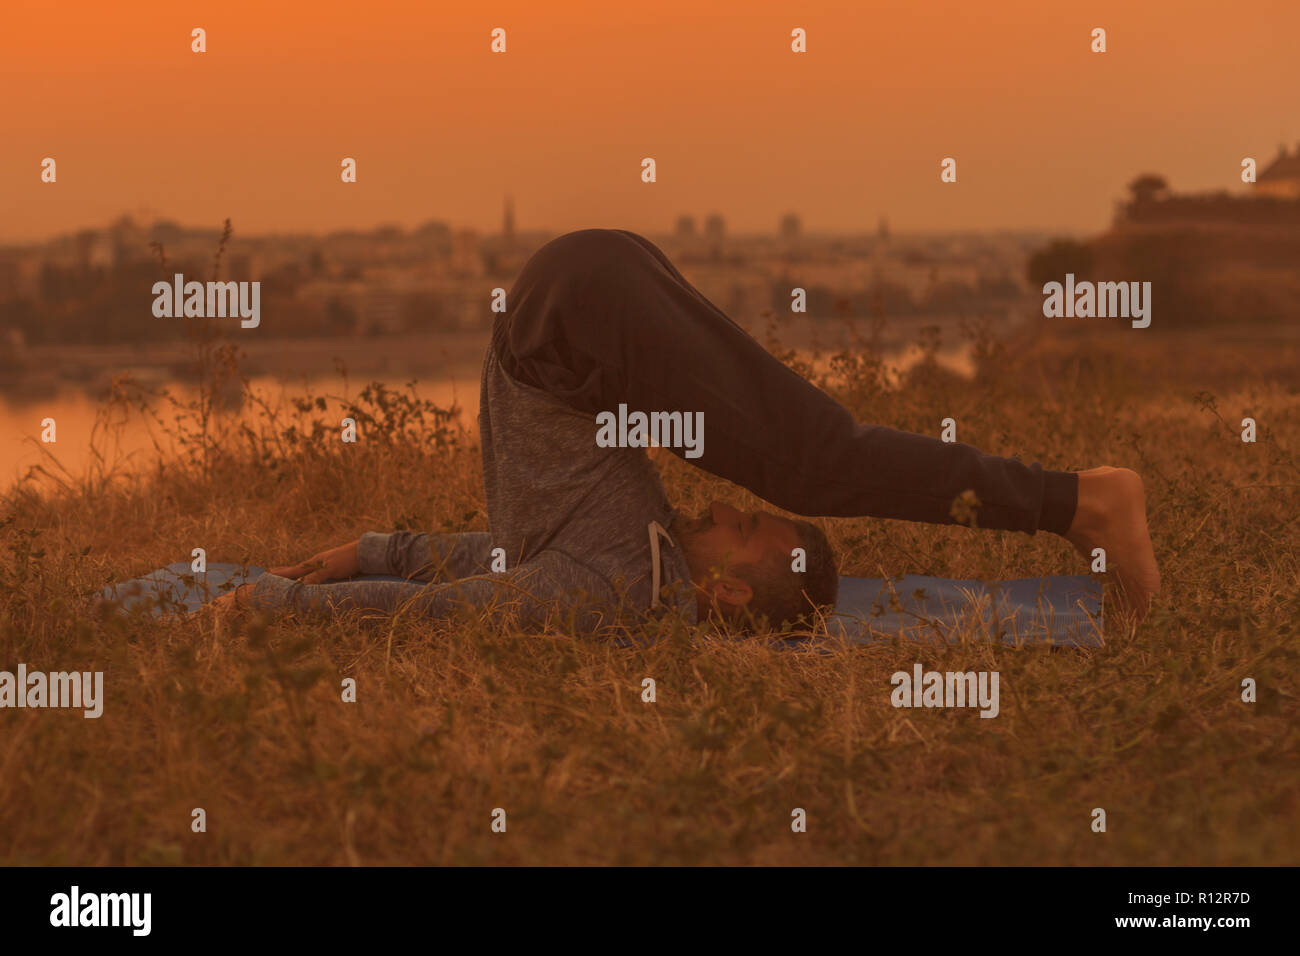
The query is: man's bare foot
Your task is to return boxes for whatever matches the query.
[1064,466,1161,623]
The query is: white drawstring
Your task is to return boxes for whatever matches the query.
[648,520,676,608]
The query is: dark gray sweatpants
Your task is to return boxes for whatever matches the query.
[491,228,1077,535]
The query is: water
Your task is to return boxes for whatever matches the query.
[1,336,975,491]
[0,375,481,491]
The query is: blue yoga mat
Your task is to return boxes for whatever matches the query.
[824,574,1102,648]
[100,562,1103,647]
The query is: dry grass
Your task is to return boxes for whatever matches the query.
[1,317,1297,865]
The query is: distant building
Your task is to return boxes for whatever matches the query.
[675,215,696,238]
[73,229,98,272]
[362,284,402,333]
[503,194,516,242]
[779,213,801,240]
[1116,162,1300,227]
[451,230,484,278]
[108,215,149,266]
[226,253,260,282]
[1258,144,1300,200]
[703,214,726,240]
[0,255,21,299]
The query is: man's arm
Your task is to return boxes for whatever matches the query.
[268,532,495,584]
[356,531,495,581]
[242,549,618,631]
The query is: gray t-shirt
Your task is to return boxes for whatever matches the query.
[247,348,698,633]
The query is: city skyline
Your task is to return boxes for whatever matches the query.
[1,204,1062,247]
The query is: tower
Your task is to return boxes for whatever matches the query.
[503,194,516,242]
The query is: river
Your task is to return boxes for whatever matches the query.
[2,322,983,491]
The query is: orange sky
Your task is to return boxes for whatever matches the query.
[3,0,1297,241]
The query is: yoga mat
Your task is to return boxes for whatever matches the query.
[824,574,1102,648]
[99,563,1103,647]
[98,562,272,616]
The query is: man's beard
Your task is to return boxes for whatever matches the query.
[678,509,714,536]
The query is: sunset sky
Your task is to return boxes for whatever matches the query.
[3,0,1297,241]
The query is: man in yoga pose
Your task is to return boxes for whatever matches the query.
[216,229,1160,631]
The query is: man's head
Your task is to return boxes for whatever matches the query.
[675,500,839,631]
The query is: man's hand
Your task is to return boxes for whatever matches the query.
[269,539,362,585]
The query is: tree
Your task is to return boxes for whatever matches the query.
[1127,174,1170,204]
[325,296,358,335]
[1026,239,1094,287]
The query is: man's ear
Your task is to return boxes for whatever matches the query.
[708,574,753,609]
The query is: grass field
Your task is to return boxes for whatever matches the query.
[2,317,1297,865]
